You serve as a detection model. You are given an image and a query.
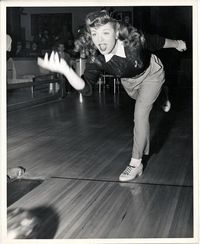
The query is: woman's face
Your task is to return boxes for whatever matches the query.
[90,22,118,55]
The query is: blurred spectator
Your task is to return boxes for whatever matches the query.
[39,30,52,52]
[52,29,62,44]
[7,34,12,52]
[64,28,74,49]
[57,42,71,65]
[7,34,12,60]
[15,41,26,57]
[29,42,41,57]
[54,41,74,95]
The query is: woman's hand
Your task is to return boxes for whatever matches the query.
[38,51,85,91]
[176,40,187,52]
[164,39,187,52]
[37,51,70,74]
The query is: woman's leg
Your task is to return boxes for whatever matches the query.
[132,80,163,159]
[119,54,165,182]
[119,80,163,182]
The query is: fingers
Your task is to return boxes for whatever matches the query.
[54,52,60,63]
[177,40,187,52]
[37,57,45,68]
[183,42,187,51]
[38,52,56,68]
[49,51,55,63]
[37,52,49,68]
[44,52,48,62]
[37,51,62,72]
[180,41,187,51]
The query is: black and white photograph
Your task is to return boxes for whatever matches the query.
[0,0,199,243]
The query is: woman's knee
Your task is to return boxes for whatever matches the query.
[134,103,152,123]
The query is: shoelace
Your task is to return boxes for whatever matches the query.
[123,165,135,175]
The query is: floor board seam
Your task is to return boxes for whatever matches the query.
[50,176,193,188]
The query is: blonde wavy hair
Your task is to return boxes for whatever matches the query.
[74,10,145,62]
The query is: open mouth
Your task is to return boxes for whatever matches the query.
[99,44,107,52]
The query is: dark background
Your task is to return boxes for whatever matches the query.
[7,6,192,89]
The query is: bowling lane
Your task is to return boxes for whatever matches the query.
[7,89,193,186]
[7,177,193,238]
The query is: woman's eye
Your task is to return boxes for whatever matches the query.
[104,32,110,35]
[91,33,96,37]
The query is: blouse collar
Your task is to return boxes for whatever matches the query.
[104,40,126,62]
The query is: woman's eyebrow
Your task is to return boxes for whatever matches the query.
[90,29,97,32]
[102,28,111,31]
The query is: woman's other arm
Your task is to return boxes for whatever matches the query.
[163,39,187,52]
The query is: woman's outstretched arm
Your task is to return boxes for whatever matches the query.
[37,51,85,91]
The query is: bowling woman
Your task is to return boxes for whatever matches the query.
[38,10,186,182]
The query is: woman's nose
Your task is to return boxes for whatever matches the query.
[98,35,104,43]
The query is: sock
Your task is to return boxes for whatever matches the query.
[130,158,142,167]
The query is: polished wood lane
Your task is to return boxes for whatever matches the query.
[7,87,193,186]
[7,178,193,238]
[7,87,193,239]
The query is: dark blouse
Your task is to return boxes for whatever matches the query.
[80,32,165,96]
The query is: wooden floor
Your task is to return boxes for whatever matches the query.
[7,86,193,239]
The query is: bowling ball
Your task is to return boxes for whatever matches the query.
[7,206,59,239]
[7,207,40,239]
